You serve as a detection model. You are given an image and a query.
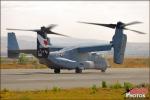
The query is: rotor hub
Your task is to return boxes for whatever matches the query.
[116,22,124,29]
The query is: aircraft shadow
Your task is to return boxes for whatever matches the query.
[2,71,109,75]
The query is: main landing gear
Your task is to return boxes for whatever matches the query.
[101,69,106,72]
[54,68,60,74]
[75,68,82,73]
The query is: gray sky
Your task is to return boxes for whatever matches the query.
[1,1,149,43]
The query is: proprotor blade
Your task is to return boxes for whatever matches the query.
[6,28,39,32]
[124,28,147,34]
[124,21,143,26]
[46,24,57,30]
[47,31,69,37]
[78,21,116,29]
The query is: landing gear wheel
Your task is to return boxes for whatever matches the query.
[101,69,106,72]
[54,68,60,74]
[75,68,82,73]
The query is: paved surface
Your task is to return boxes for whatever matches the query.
[1,68,149,90]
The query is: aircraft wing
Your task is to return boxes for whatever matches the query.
[77,44,112,53]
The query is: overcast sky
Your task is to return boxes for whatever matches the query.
[1,1,149,43]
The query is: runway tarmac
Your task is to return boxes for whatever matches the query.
[1,68,149,90]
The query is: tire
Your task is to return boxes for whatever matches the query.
[54,68,60,73]
[75,68,82,73]
[101,69,106,72]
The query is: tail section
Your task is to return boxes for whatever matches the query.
[8,32,20,58]
[6,25,68,59]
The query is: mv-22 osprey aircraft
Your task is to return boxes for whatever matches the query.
[7,21,146,73]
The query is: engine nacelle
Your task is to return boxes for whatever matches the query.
[113,34,127,64]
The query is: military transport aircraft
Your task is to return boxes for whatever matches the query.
[6,21,146,73]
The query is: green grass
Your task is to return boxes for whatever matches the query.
[109,82,122,89]
[123,82,134,90]
[90,84,98,94]
[51,86,61,92]
[102,81,107,88]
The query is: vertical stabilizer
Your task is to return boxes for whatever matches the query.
[8,32,20,58]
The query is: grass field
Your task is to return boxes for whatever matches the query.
[1,85,149,100]
[0,63,47,69]
[0,82,149,100]
[0,57,47,69]
[0,88,125,100]
[0,57,149,69]
[108,57,149,68]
